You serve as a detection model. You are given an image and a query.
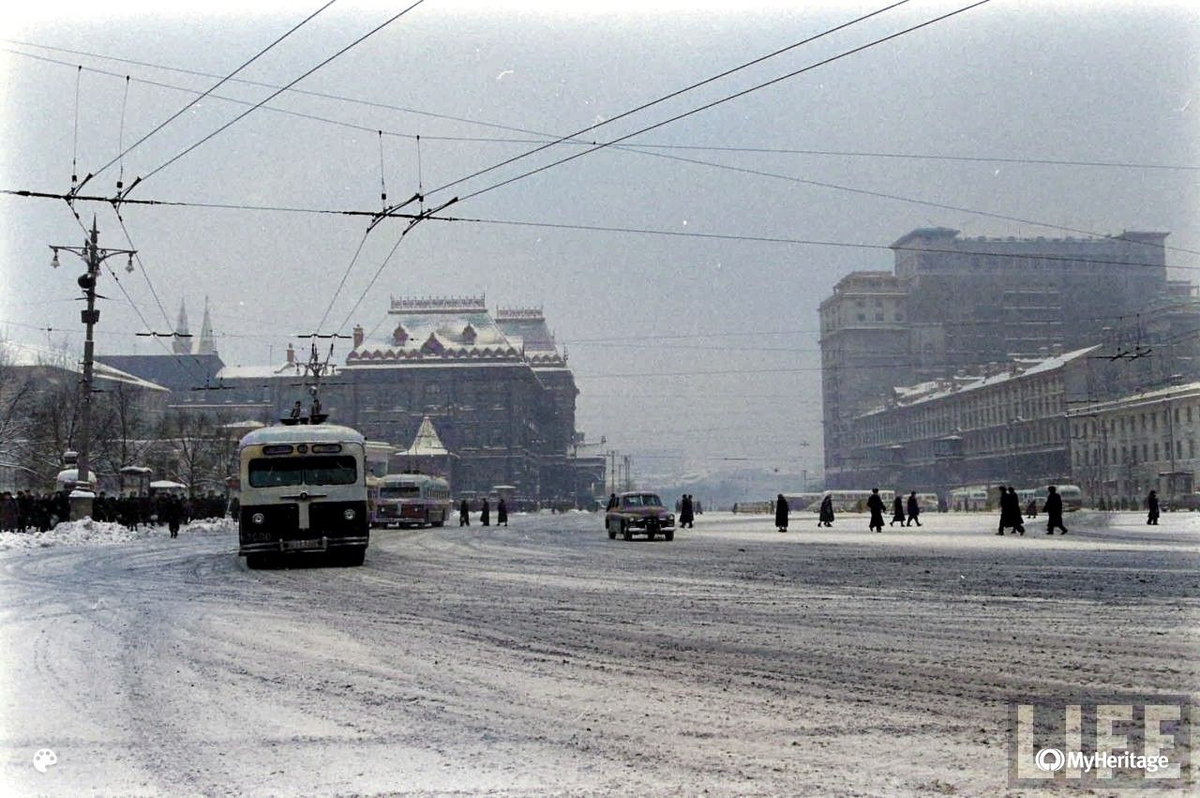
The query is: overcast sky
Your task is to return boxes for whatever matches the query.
[1,1,1197,480]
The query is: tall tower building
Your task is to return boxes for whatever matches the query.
[173,300,191,355]
[819,228,1196,488]
[198,296,217,356]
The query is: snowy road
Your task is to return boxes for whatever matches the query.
[2,511,1197,795]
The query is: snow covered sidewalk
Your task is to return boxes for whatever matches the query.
[0,517,235,550]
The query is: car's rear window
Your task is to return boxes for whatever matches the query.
[621,494,663,508]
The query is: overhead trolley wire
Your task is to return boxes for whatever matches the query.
[10,41,1197,174]
[9,187,1197,273]
[421,0,914,197]
[614,144,1200,258]
[77,1,338,195]
[437,0,995,206]
[118,0,425,198]
[10,48,1196,260]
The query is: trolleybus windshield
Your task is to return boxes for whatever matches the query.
[248,456,358,488]
[380,484,421,498]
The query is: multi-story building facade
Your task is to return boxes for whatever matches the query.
[1068,382,1200,504]
[845,346,1095,493]
[112,296,597,503]
[821,227,1199,487]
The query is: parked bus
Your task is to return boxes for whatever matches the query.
[949,486,989,511]
[373,472,451,528]
[236,423,369,568]
[1032,484,1084,512]
[820,489,895,513]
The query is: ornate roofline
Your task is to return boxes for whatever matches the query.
[496,307,544,321]
[389,295,487,314]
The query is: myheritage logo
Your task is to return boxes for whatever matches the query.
[1009,695,1190,787]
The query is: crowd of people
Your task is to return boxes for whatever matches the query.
[0,489,231,536]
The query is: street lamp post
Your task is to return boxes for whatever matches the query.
[49,217,136,518]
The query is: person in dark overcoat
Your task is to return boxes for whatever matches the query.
[818,494,834,527]
[775,494,789,532]
[459,499,470,526]
[165,494,183,538]
[1044,485,1067,535]
[890,494,905,526]
[1146,490,1160,525]
[867,488,885,532]
[480,497,490,526]
[679,495,694,528]
[906,491,922,527]
[497,498,508,526]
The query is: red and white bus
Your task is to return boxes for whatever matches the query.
[372,473,452,528]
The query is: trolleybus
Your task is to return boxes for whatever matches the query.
[372,472,451,528]
[237,423,369,568]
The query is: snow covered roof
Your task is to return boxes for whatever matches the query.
[862,345,1099,416]
[3,341,169,392]
[1066,380,1200,416]
[216,362,309,380]
[239,424,365,447]
[396,415,450,457]
[495,307,567,367]
[348,296,522,363]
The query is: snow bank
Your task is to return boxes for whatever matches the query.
[0,517,236,551]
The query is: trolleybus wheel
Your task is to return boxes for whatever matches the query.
[337,548,366,567]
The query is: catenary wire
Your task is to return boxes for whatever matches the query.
[10,48,1197,261]
[422,0,913,197]
[77,0,338,192]
[443,1,995,206]
[11,44,1197,173]
[123,0,426,196]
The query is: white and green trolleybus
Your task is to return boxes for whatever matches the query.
[237,423,370,568]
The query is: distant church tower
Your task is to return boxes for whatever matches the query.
[198,296,217,356]
[173,299,191,355]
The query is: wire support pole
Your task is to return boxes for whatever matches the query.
[48,217,136,495]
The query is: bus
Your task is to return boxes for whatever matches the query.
[1032,484,1084,512]
[236,423,369,568]
[373,472,452,528]
[949,486,989,512]
[820,489,895,513]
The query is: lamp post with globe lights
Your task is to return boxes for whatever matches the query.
[48,217,136,518]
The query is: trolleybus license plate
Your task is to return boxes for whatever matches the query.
[282,539,324,551]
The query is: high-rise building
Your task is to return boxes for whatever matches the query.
[820,228,1198,487]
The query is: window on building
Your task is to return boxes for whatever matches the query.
[1154,442,1160,460]
[1190,439,1196,458]
[1143,443,1149,461]
[1177,440,1183,459]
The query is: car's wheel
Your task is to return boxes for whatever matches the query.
[622,521,632,541]
[245,553,272,570]
[607,522,616,539]
[665,529,675,541]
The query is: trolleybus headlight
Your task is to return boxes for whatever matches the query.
[343,509,356,520]
[252,512,265,525]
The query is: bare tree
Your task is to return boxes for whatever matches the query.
[0,337,38,488]
[158,410,237,497]
[91,380,162,478]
